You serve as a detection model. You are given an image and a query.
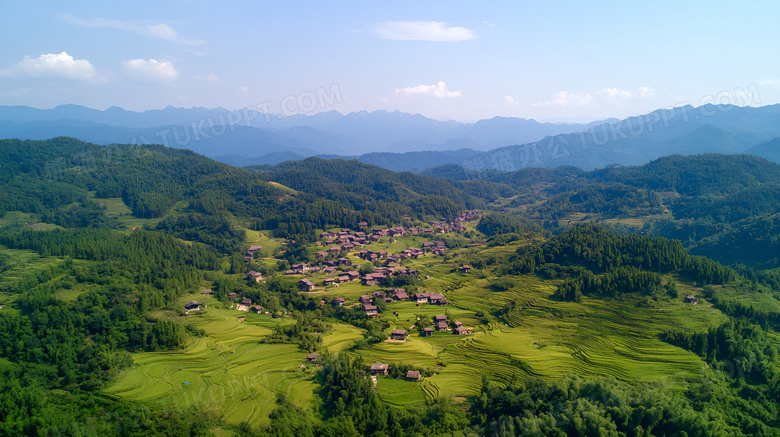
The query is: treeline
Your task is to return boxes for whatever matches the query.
[156,213,246,254]
[0,228,219,270]
[476,212,543,237]
[467,375,759,436]
[530,182,662,220]
[506,224,736,285]
[554,266,661,301]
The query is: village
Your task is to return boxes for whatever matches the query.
[181,211,481,386]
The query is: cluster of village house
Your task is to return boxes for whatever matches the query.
[186,212,481,317]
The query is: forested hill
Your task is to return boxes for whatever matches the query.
[590,154,780,196]
[431,153,780,270]
[0,137,508,245]
[248,157,516,214]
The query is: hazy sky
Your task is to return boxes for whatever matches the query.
[1,1,778,122]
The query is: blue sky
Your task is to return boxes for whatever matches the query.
[1,1,778,122]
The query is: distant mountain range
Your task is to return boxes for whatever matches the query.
[1,103,779,172]
[0,104,600,167]
[453,104,780,174]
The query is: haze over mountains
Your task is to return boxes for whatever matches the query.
[1,103,779,172]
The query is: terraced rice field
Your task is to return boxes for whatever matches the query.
[376,377,426,407]
[347,268,722,401]
[322,323,365,352]
[105,307,316,426]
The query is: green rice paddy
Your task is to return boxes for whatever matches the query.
[104,231,734,418]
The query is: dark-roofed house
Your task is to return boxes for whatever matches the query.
[184,301,200,311]
[685,295,700,304]
[370,363,389,375]
[307,353,319,362]
[436,321,449,331]
[240,297,252,306]
[202,288,213,295]
[391,329,406,340]
[393,290,409,301]
[459,265,472,273]
[428,293,445,304]
[298,278,316,292]
[254,305,264,314]
[422,327,433,337]
[228,292,238,301]
[324,278,337,286]
[246,271,263,282]
[363,304,378,315]
[332,298,346,306]
[433,315,447,323]
[454,326,469,335]
[359,295,372,304]
[347,271,361,280]
[414,293,430,303]
[406,370,422,381]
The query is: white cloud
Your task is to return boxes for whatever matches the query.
[207,73,219,82]
[60,13,204,46]
[394,81,461,98]
[373,21,476,42]
[533,91,592,107]
[638,86,655,98]
[236,86,250,95]
[534,86,655,107]
[505,95,519,106]
[597,87,633,100]
[0,51,103,82]
[121,59,178,82]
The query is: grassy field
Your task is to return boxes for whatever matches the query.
[0,245,67,310]
[321,323,365,352]
[0,211,62,231]
[87,192,189,230]
[105,302,316,427]
[375,377,426,407]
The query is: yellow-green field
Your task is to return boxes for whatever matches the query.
[105,305,317,426]
[0,211,62,231]
[87,192,189,230]
[105,294,369,426]
[105,230,733,418]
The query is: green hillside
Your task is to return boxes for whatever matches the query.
[0,138,779,436]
